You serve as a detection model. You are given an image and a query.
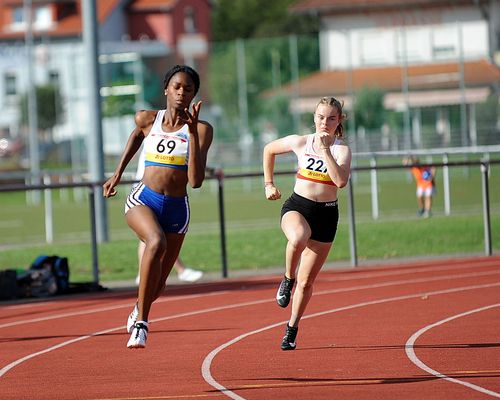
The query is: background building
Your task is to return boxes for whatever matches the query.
[0,0,211,160]
[288,0,500,151]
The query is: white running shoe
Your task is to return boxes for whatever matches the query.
[127,321,148,349]
[178,267,203,282]
[126,304,138,333]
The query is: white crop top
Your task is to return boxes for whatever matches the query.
[296,134,342,186]
[143,110,189,170]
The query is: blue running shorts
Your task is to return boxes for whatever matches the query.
[125,182,190,234]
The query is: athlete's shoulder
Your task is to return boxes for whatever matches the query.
[334,137,351,155]
[287,133,308,144]
[135,110,158,129]
[197,119,214,131]
[196,119,214,138]
[334,137,349,146]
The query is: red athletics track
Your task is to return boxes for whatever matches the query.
[1,255,499,400]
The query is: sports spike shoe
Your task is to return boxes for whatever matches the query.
[281,324,298,351]
[127,321,148,349]
[276,276,295,308]
[178,267,203,282]
[126,303,138,333]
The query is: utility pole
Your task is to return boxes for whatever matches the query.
[400,27,412,150]
[24,0,41,203]
[82,0,108,242]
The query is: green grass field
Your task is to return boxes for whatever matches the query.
[1,160,498,283]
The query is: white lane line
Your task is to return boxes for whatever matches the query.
[315,270,500,296]
[3,266,499,330]
[323,258,500,282]
[405,304,500,398]
[0,291,228,329]
[2,289,144,310]
[1,271,498,379]
[201,282,500,400]
[0,296,278,379]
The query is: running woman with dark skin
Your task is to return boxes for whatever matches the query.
[102,65,213,348]
[263,97,352,350]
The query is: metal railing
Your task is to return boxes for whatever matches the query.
[0,159,497,283]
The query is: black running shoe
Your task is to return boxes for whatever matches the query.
[276,276,295,308]
[281,324,298,350]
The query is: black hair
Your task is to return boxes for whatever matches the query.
[163,65,200,95]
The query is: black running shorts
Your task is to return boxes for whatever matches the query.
[280,192,339,243]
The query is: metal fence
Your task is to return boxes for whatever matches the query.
[0,158,497,284]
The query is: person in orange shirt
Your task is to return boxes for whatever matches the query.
[404,156,436,218]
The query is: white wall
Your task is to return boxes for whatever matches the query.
[320,5,489,69]
[0,40,135,160]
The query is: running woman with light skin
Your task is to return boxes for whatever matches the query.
[263,97,352,350]
[103,65,213,348]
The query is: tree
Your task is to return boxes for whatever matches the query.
[209,1,320,139]
[20,84,63,140]
[475,93,499,144]
[212,0,319,41]
[354,86,386,131]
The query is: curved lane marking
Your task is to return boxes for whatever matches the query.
[0,297,278,378]
[405,303,500,398]
[323,259,500,282]
[0,291,228,329]
[2,268,499,329]
[201,282,500,400]
[1,271,499,381]
[1,271,499,377]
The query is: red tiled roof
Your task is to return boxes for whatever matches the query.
[291,0,486,13]
[0,0,122,40]
[129,0,178,11]
[274,59,500,98]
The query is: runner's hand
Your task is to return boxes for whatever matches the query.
[103,174,120,198]
[180,101,202,135]
[265,184,281,201]
[318,132,333,149]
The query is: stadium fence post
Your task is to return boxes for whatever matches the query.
[348,176,358,267]
[480,161,492,256]
[443,153,451,215]
[370,155,379,220]
[88,186,100,284]
[217,174,228,278]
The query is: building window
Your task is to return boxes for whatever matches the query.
[49,71,60,86]
[34,6,52,30]
[10,7,25,30]
[184,7,196,33]
[12,7,24,24]
[4,73,17,96]
[9,5,52,31]
[432,26,457,60]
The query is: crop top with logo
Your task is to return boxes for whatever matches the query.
[143,110,189,170]
[296,134,342,186]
